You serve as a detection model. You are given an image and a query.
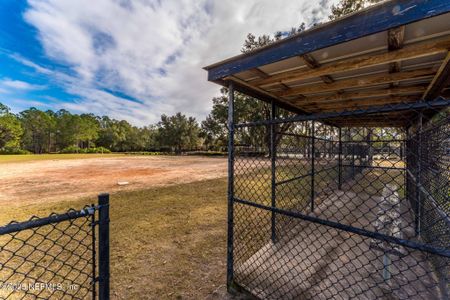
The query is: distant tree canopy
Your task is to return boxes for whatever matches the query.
[330,0,384,20]
[157,113,200,154]
[0,103,194,154]
[0,103,23,150]
[0,3,379,155]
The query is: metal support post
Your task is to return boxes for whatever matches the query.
[98,193,110,300]
[226,82,235,290]
[338,127,342,190]
[415,112,422,237]
[311,121,315,212]
[351,143,355,179]
[271,101,277,242]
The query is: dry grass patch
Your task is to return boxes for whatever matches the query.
[0,178,228,299]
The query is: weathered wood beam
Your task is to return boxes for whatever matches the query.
[422,51,450,100]
[300,54,334,84]
[249,68,270,79]
[291,86,426,104]
[278,83,290,91]
[332,121,406,128]
[388,26,405,51]
[252,37,450,87]
[276,68,435,97]
[388,26,405,88]
[301,95,416,111]
[225,75,309,114]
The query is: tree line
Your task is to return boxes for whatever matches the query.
[0,0,374,154]
[0,103,204,154]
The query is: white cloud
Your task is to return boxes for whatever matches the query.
[23,0,338,126]
[0,78,45,91]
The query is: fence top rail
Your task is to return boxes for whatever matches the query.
[0,206,97,236]
[234,98,450,128]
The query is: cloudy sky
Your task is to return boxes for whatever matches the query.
[0,0,339,126]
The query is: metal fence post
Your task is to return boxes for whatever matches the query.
[351,143,355,179]
[415,112,422,237]
[98,193,110,300]
[311,121,315,212]
[227,81,235,291]
[271,101,277,243]
[338,127,342,190]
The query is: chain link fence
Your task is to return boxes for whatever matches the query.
[0,194,110,300]
[228,100,450,299]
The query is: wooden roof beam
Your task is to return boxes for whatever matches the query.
[422,51,450,100]
[300,54,335,84]
[300,95,416,110]
[249,68,270,79]
[277,68,435,97]
[388,26,405,90]
[253,37,450,87]
[291,85,425,105]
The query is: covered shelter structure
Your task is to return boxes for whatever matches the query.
[204,0,450,299]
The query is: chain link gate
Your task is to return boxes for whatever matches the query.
[227,92,450,299]
[0,194,110,300]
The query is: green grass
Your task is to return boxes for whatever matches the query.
[0,178,228,299]
[0,153,125,164]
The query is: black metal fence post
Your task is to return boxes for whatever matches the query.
[227,81,235,291]
[311,121,315,212]
[98,193,110,300]
[338,127,342,190]
[91,205,97,300]
[415,112,422,237]
[271,101,277,243]
[351,143,355,179]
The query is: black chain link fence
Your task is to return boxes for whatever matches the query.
[0,194,110,300]
[228,100,450,299]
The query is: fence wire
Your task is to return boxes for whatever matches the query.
[0,207,97,300]
[230,101,450,299]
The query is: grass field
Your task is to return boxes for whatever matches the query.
[0,177,228,299]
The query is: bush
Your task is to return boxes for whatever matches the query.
[185,151,227,157]
[124,151,169,156]
[59,146,111,154]
[85,147,111,154]
[0,147,32,155]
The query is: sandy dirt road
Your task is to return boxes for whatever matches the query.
[0,155,227,205]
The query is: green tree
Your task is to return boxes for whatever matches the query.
[0,103,23,150]
[77,114,100,148]
[20,108,56,153]
[157,113,200,154]
[330,0,384,20]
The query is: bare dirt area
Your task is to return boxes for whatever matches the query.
[0,155,227,205]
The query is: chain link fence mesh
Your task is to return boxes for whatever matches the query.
[0,207,97,300]
[230,102,449,299]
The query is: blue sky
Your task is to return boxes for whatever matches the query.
[0,0,337,126]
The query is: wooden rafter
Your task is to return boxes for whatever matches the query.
[249,68,270,79]
[252,37,450,87]
[276,68,435,97]
[387,26,405,51]
[301,95,416,111]
[248,67,307,98]
[290,86,426,105]
[422,51,450,100]
[300,54,334,84]
[387,26,405,77]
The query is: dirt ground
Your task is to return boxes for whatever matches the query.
[0,155,227,205]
